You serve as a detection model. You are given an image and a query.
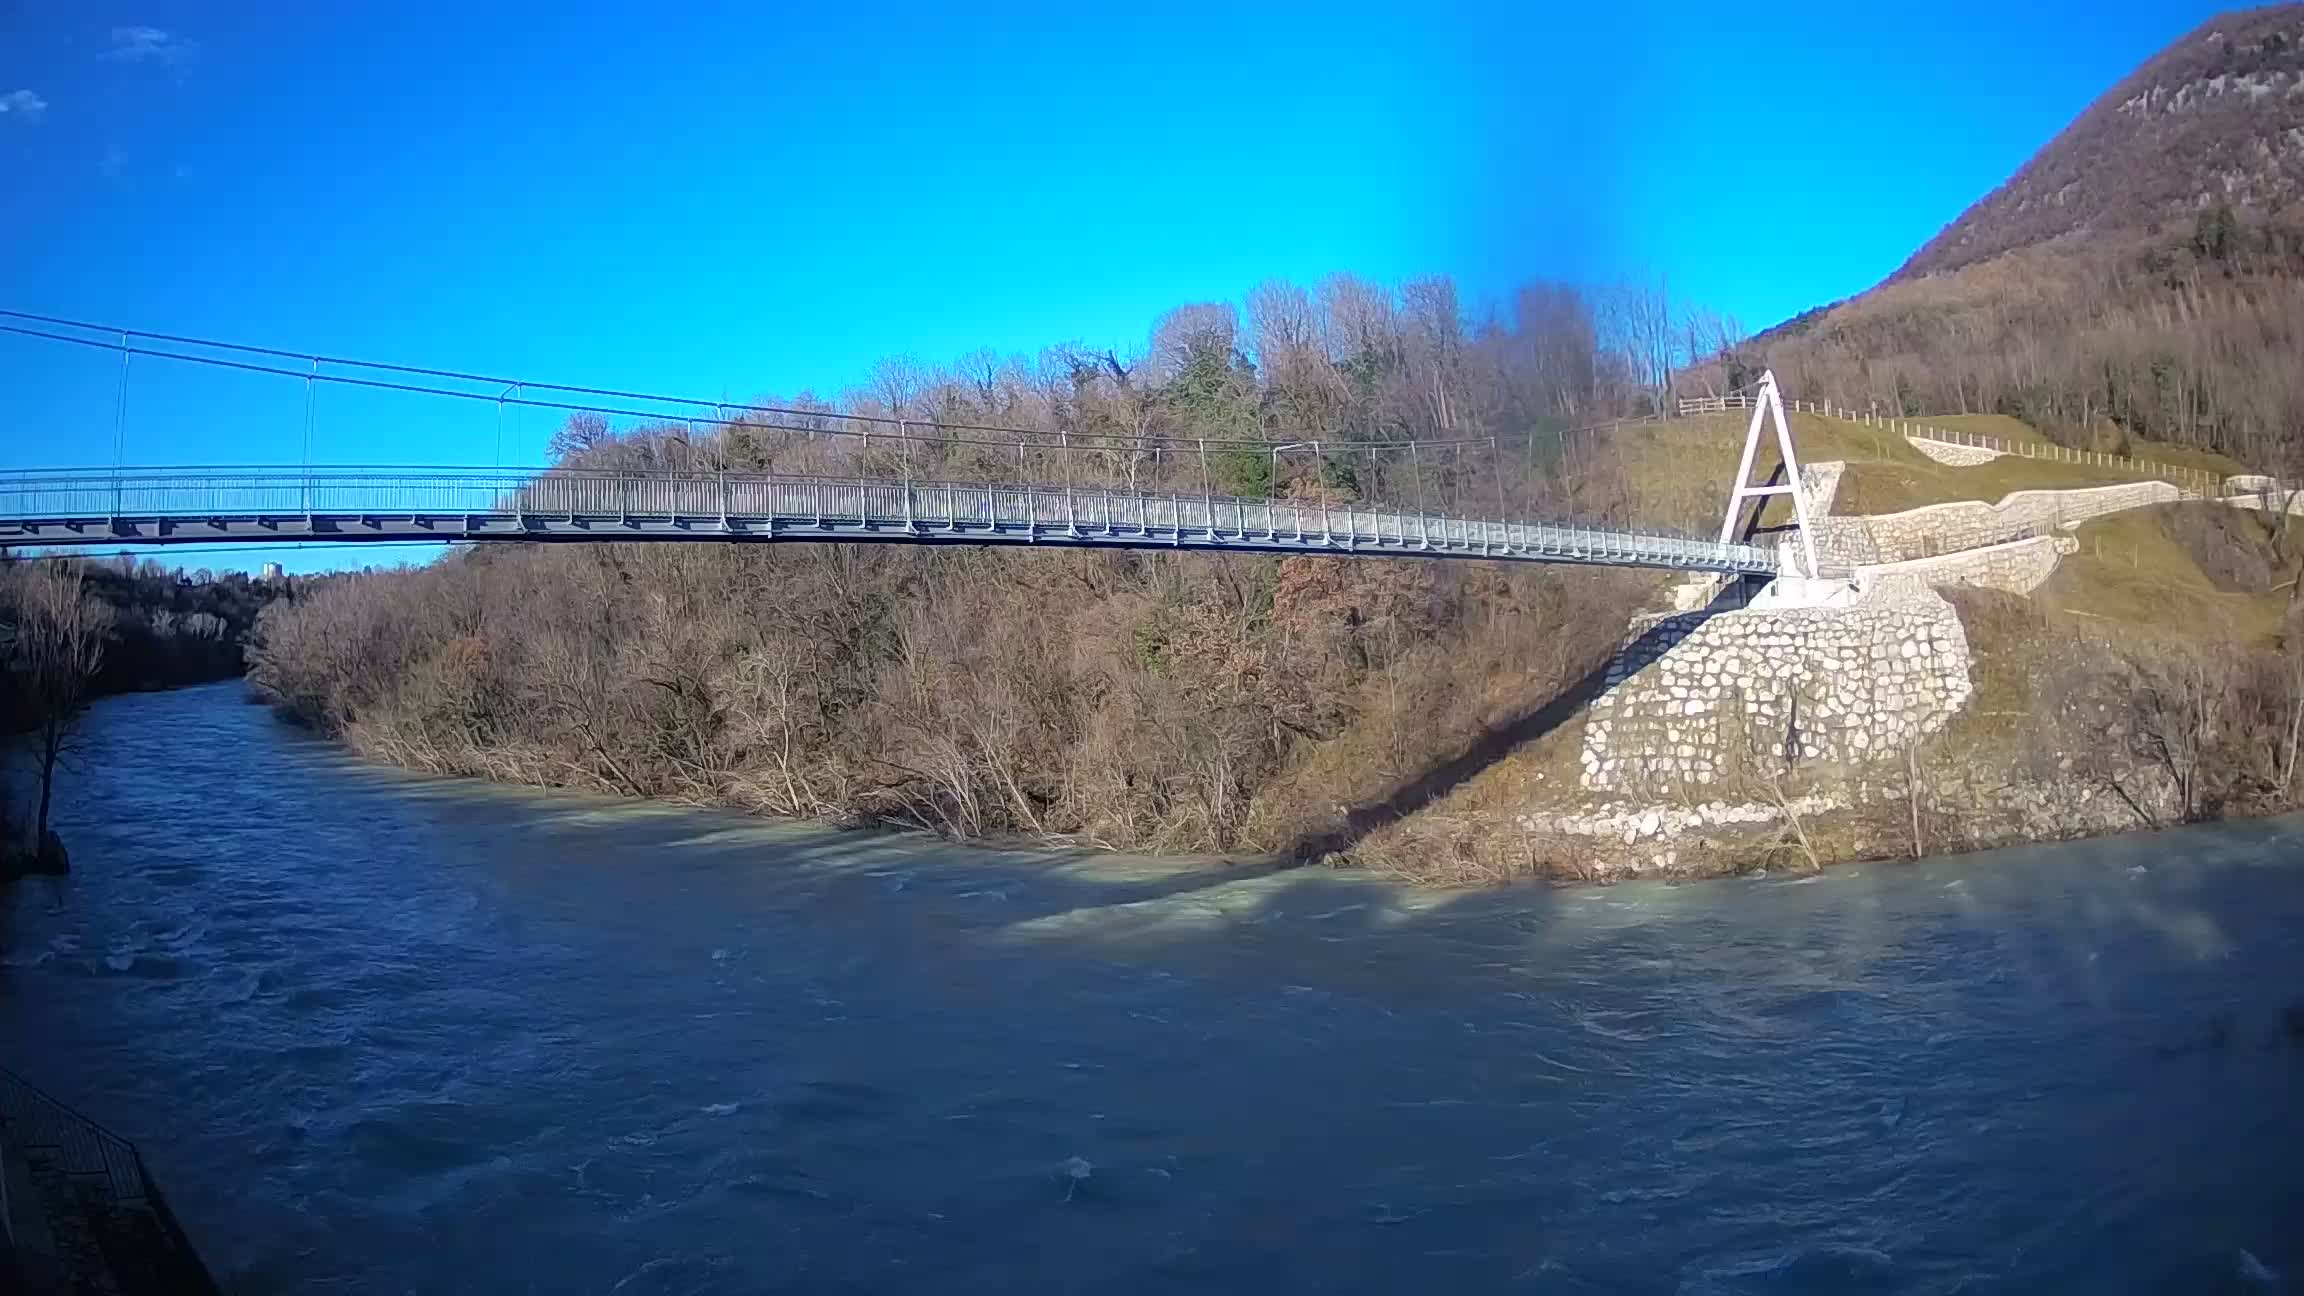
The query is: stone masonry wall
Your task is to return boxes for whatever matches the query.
[1907,436,2004,466]
[1855,534,2078,596]
[2224,476,2304,516]
[1578,576,1972,794]
[1799,461,1845,512]
[1569,460,2188,807]
[1814,481,2179,565]
[1753,462,1845,575]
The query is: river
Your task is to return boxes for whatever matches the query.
[3,682,2302,1294]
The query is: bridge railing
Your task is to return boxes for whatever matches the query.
[0,466,1778,572]
[0,1065,222,1295]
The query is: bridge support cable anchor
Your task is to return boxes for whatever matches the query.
[1198,438,1215,545]
[494,384,518,469]
[1716,369,1819,579]
[1410,443,1429,550]
[109,334,133,518]
[1314,441,1334,547]
[1061,431,1078,538]
[301,356,318,516]
[1489,435,1508,556]
[899,420,918,534]
[1020,443,1038,542]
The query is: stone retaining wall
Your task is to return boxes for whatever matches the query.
[1758,462,1845,574]
[1578,576,1972,794]
[1816,481,2180,565]
[1907,436,2004,466]
[1856,534,2077,596]
[1800,461,1845,512]
[1519,793,1841,853]
[2223,476,2304,516]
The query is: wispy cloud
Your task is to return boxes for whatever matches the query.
[103,26,198,69]
[0,89,47,124]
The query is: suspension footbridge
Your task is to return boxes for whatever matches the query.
[0,313,1809,576]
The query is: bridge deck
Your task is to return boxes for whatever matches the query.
[0,468,1778,574]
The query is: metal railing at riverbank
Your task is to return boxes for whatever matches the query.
[0,1064,222,1295]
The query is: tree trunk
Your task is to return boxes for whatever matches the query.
[2284,682,2304,796]
[1907,744,1925,860]
[36,722,61,843]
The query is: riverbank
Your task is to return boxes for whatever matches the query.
[246,549,2304,888]
[2,556,276,882]
[0,558,275,735]
[245,539,1659,868]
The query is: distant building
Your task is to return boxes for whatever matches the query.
[260,561,285,582]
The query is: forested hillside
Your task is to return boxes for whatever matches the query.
[1898,6,2304,281]
[1721,6,2304,476]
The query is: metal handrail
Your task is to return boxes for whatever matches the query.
[0,1065,145,1206]
[0,1064,223,1295]
[0,466,1780,574]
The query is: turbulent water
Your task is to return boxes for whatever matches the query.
[4,683,2303,1294]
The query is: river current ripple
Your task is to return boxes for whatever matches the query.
[4,682,2303,1293]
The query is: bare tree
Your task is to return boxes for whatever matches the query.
[548,411,614,463]
[1148,303,1241,381]
[7,562,114,865]
[1401,276,1467,433]
[2128,646,2230,822]
[1905,739,1927,859]
[2282,641,2304,796]
[1317,273,1396,371]
[1604,275,1675,409]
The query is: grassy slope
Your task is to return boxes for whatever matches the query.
[1944,505,2302,758]
[2042,506,2303,643]
[1623,411,2241,526]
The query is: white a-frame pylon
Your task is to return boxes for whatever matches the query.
[1716,370,1821,578]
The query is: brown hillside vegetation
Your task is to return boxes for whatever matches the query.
[1897,5,2304,281]
[251,276,1697,857]
[1737,234,2304,470]
[252,535,1653,856]
[1716,7,2304,477]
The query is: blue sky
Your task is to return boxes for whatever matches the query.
[0,0,2238,568]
